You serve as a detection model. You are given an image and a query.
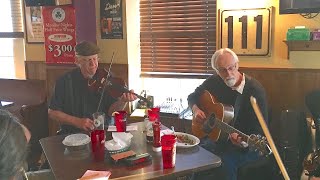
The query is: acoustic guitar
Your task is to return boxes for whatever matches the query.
[192,90,271,155]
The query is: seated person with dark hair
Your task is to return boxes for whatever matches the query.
[0,110,54,180]
[48,41,137,134]
[0,110,30,180]
[188,48,268,180]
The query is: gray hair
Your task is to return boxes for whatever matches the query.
[211,48,239,73]
[0,110,28,179]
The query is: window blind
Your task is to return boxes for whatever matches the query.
[140,0,216,78]
[0,0,24,38]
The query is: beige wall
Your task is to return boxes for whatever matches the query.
[25,44,45,61]
[219,0,320,69]
[95,0,128,64]
[24,0,320,69]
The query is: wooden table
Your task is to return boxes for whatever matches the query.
[40,122,221,180]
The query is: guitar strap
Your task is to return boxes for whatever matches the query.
[232,75,251,126]
[232,93,243,126]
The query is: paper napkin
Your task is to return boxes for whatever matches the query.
[78,170,111,180]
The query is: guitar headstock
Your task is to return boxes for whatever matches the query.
[303,149,320,176]
[247,134,272,156]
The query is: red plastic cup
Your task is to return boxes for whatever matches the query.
[90,129,105,162]
[161,134,177,169]
[148,107,160,122]
[114,111,127,132]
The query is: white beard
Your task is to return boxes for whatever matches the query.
[224,77,236,87]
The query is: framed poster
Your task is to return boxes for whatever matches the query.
[42,5,76,64]
[100,0,123,39]
[220,7,273,56]
[25,6,45,43]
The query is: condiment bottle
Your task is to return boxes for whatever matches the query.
[152,121,161,152]
[146,117,155,143]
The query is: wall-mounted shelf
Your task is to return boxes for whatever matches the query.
[284,40,320,59]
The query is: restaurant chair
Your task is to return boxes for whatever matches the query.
[20,100,49,170]
[238,108,311,180]
[306,90,320,148]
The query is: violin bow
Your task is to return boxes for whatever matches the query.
[96,51,116,113]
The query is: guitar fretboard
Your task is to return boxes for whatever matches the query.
[211,116,249,141]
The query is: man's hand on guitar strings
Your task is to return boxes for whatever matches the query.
[192,104,206,123]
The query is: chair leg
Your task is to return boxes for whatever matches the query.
[37,153,48,170]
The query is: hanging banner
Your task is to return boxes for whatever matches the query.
[100,0,123,39]
[42,5,76,64]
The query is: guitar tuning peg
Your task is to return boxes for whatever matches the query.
[257,134,261,138]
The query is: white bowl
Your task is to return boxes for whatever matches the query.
[62,133,91,152]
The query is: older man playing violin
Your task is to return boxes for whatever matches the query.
[48,41,137,134]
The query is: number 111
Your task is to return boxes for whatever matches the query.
[224,15,263,49]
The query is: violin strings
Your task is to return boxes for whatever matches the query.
[122,102,128,111]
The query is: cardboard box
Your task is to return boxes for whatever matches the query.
[312,31,320,40]
[286,28,311,41]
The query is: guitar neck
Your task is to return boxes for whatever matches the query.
[214,119,249,141]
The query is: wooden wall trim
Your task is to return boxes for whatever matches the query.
[241,67,320,72]
[26,61,320,133]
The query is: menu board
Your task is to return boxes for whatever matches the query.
[100,0,123,39]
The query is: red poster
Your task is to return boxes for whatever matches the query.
[43,6,76,64]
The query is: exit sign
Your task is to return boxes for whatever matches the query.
[220,7,273,56]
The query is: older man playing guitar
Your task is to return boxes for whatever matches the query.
[188,48,268,180]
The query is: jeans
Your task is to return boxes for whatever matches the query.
[198,137,260,180]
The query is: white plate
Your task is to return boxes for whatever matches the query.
[174,132,200,148]
[62,133,90,147]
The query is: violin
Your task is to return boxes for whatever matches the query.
[88,68,151,106]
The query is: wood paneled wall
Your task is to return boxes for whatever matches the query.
[25,61,129,98]
[241,67,320,119]
[25,61,320,133]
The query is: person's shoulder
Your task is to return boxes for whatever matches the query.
[56,68,80,84]
[244,74,266,92]
[206,74,220,81]
[58,68,79,79]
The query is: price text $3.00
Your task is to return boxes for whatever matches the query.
[48,44,74,57]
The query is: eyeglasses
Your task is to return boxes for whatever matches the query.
[217,63,237,74]
[79,55,99,64]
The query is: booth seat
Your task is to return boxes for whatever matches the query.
[0,78,48,170]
